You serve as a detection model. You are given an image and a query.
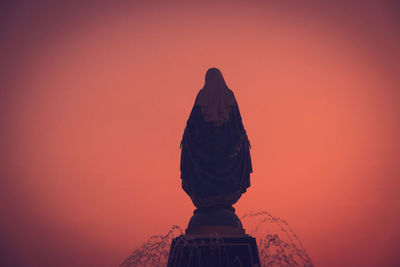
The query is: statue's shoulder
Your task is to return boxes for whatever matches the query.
[227,89,238,106]
[194,88,205,105]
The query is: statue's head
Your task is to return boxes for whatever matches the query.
[204,67,227,88]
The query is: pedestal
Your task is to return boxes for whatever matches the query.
[167,234,260,267]
[167,206,261,267]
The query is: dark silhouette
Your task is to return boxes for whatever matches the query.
[166,68,259,266]
[180,67,253,209]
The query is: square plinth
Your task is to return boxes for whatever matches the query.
[167,234,261,267]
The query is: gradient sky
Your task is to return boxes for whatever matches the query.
[1,1,400,266]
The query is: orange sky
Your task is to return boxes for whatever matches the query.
[1,1,400,266]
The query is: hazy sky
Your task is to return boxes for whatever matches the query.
[1,1,400,266]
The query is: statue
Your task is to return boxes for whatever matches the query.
[168,68,260,266]
[180,67,253,210]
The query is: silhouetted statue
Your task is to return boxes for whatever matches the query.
[180,67,253,209]
[168,68,259,266]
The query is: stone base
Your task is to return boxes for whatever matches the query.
[186,205,244,235]
[167,234,261,267]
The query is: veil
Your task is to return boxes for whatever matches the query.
[195,68,237,125]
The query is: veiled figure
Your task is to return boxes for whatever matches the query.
[180,68,252,209]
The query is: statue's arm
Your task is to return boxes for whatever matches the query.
[231,93,251,149]
[180,92,201,148]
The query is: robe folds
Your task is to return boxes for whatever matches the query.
[180,100,252,208]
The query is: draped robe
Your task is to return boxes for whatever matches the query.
[180,89,252,208]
